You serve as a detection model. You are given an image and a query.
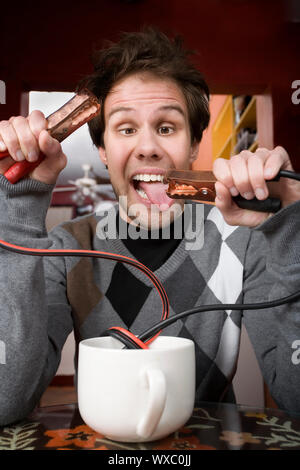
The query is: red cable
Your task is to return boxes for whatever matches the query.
[109,327,149,349]
[0,238,170,349]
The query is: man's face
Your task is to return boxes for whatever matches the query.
[98,73,199,228]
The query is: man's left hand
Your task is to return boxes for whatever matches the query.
[213,146,300,227]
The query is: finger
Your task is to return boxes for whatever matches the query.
[230,152,254,200]
[10,116,41,163]
[247,148,270,200]
[264,146,293,179]
[213,157,239,196]
[0,120,26,162]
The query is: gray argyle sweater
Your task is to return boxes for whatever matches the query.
[0,175,300,426]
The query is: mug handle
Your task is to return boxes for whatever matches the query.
[136,369,167,439]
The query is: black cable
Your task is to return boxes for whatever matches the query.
[2,237,299,349]
[274,170,300,182]
[139,289,300,342]
[0,169,300,349]
[0,240,169,345]
[108,329,142,350]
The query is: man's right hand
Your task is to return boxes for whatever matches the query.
[0,110,67,184]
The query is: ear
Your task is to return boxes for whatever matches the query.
[98,146,108,166]
[189,141,199,163]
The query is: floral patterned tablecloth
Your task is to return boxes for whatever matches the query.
[0,402,300,450]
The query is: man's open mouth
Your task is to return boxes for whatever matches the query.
[132,173,174,210]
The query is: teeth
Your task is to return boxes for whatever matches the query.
[133,174,164,182]
[136,188,149,200]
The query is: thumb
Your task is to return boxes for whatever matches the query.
[38,130,67,171]
[38,130,64,159]
[0,155,15,175]
[214,181,236,213]
[34,130,67,182]
[215,181,269,227]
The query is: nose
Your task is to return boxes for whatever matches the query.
[134,126,162,161]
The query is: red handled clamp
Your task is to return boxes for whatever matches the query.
[0,89,100,183]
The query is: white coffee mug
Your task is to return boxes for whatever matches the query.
[78,336,195,442]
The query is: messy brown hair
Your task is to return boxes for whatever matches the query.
[77,27,210,148]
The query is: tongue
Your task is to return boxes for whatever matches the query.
[138,181,173,211]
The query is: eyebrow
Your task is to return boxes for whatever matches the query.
[108,106,133,119]
[107,104,185,120]
[157,105,185,117]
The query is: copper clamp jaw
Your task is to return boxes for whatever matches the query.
[164,169,217,204]
[163,169,282,213]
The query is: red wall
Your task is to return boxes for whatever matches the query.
[1,0,300,168]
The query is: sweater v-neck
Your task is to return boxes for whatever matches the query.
[100,208,191,285]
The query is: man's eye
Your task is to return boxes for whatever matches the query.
[158,126,174,135]
[119,128,136,135]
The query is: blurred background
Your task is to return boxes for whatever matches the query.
[1,0,299,408]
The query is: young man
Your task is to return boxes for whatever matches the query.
[0,29,300,425]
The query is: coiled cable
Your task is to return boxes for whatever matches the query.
[1,238,300,350]
[0,169,300,349]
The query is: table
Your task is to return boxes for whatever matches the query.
[0,402,300,450]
